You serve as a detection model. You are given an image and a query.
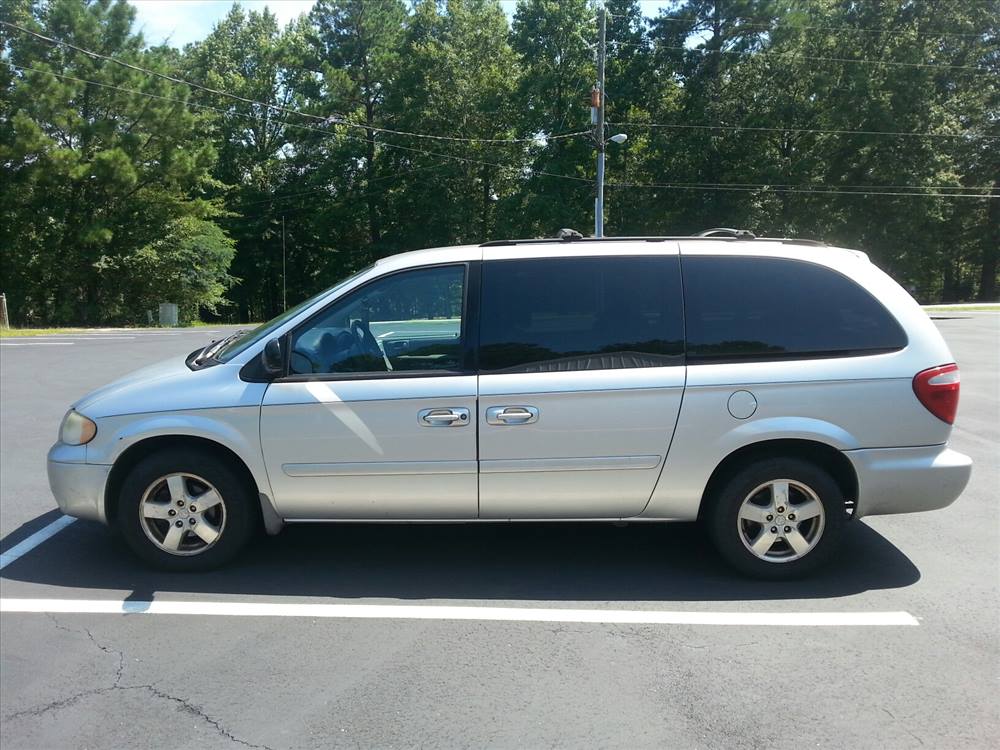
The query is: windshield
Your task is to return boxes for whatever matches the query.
[213,265,374,363]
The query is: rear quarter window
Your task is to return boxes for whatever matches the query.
[682,256,907,362]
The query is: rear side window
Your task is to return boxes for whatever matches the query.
[479,256,684,373]
[682,256,907,362]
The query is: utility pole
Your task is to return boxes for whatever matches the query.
[593,5,607,237]
[281,214,287,311]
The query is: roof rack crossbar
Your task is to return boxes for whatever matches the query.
[481,236,675,247]
[694,228,757,239]
[481,235,826,247]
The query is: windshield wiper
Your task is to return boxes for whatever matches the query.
[197,329,248,364]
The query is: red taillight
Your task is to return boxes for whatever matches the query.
[913,363,960,424]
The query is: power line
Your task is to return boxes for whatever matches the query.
[336,121,587,144]
[609,121,998,141]
[7,19,991,145]
[14,59,989,147]
[334,128,997,198]
[7,62,280,127]
[6,63,997,200]
[234,161,454,210]
[643,42,993,72]
[601,178,991,191]
[5,61,595,186]
[226,165,449,220]
[605,180,997,199]
[647,15,991,40]
[336,130,594,184]
[1,20,317,120]
[1,20,587,145]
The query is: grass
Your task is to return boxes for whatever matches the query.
[1,322,256,338]
[923,304,1000,312]
[200,321,263,327]
[0,327,90,337]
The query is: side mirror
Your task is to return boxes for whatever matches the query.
[262,337,284,377]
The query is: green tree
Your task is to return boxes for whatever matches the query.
[307,0,407,251]
[382,0,522,249]
[510,0,595,236]
[2,0,996,321]
[99,216,236,324]
[632,0,998,299]
[1,0,226,324]
[642,0,778,232]
[184,3,307,320]
[601,0,657,235]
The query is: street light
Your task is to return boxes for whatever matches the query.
[595,132,628,237]
[591,5,629,236]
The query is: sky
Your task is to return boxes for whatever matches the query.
[130,1,676,48]
[131,1,318,47]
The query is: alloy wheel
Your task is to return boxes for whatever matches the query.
[139,472,227,556]
[736,479,826,563]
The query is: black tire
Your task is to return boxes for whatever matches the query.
[706,457,845,579]
[116,449,257,571]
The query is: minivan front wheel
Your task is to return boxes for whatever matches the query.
[139,473,227,556]
[117,450,256,571]
[707,458,845,579]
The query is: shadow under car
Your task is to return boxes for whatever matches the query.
[0,511,920,602]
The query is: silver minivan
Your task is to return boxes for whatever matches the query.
[48,234,972,577]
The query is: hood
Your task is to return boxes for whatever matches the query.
[73,353,195,416]
[73,351,265,419]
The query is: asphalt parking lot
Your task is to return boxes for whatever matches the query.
[1,318,998,749]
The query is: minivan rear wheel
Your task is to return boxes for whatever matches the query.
[707,458,845,579]
[117,449,256,571]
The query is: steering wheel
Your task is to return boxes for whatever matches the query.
[291,348,321,373]
[292,333,340,373]
[351,319,388,367]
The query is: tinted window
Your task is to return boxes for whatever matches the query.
[682,256,907,361]
[289,265,465,375]
[479,256,684,373]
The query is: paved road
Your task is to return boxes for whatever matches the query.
[1,318,997,749]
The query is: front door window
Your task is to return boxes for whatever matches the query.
[289,265,466,376]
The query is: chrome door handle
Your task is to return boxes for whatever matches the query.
[419,407,470,427]
[486,406,539,425]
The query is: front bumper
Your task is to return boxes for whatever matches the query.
[847,444,972,518]
[47,443,111,524]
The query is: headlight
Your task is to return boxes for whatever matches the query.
[60,410,97,445]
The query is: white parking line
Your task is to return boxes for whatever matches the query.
[0,516,77,570]
[0,342,75,346]
[0,598,919,626]
[20,334,180,339]
[2,331,214,341]
[2,333,201,343]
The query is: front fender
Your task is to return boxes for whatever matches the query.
[87,407,272,505]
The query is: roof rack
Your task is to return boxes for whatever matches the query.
[482,236,673,246]
[481,229,827,248]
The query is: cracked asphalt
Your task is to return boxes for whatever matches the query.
[1,317,998,749]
